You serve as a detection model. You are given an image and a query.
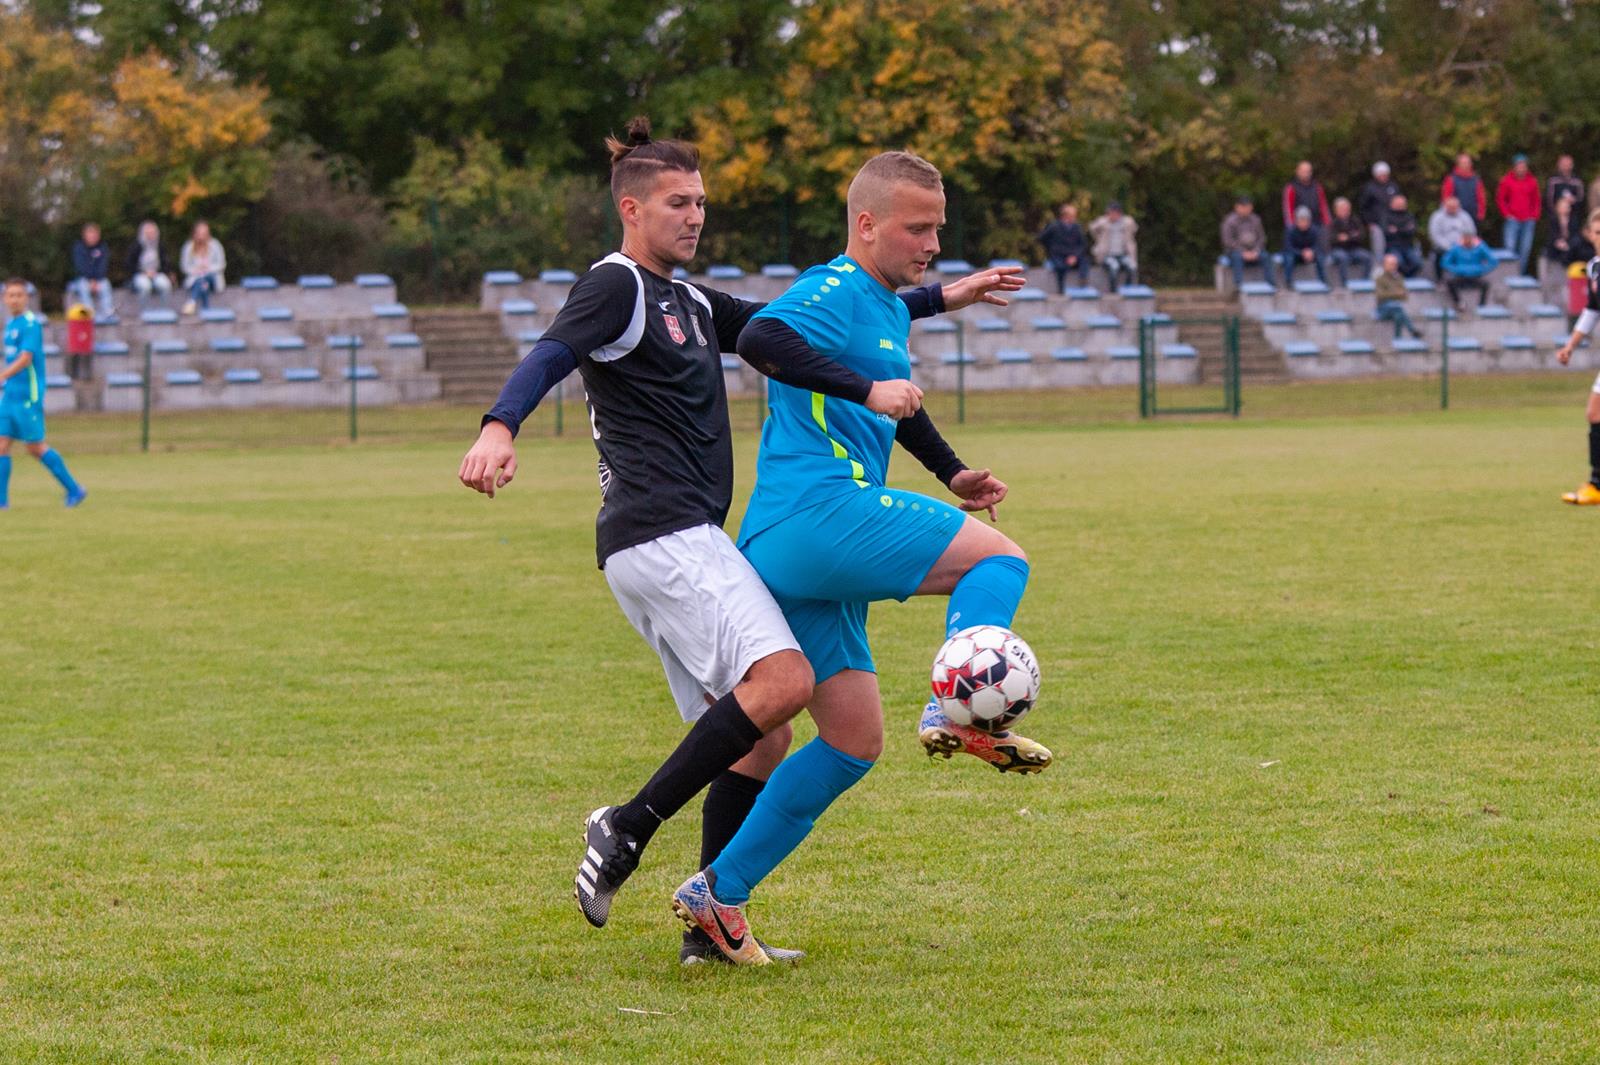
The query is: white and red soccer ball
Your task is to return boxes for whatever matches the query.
[930,625,1041,733]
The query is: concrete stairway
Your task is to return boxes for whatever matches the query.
[1156,288,1288,383]
[414,308,520,405]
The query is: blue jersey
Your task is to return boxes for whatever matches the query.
[2,311,45,406]
[738,255,912,543]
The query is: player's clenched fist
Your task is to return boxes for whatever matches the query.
[865,378,923,419]
[459,420,518,497]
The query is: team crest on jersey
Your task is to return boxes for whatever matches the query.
[663,313,686,345]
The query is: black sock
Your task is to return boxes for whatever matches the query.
[1588,423,1600,487]
[698,770,767,870]
[611,691,763,846]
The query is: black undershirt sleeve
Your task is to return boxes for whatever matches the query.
[482,338,579,438]
[898,283,945,320]
[735,317,875,404]
[895,408,967,487]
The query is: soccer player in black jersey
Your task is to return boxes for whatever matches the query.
[458,117,1021,964]
[1557,211,1600,505]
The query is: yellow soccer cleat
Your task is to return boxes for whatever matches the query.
[918,699,1052,774]
[1561,482,1600,505]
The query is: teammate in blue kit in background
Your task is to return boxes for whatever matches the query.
[672,151,1048,963]
[1,279,85,509]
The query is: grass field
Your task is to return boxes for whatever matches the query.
[4,387,1600,1062]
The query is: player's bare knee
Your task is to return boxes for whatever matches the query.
[738,650,813,726]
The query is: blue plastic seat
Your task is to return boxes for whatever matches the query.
[975,318,1011,333]
[199,307,236,323]
[940,352,977,365]
[209,337,247,354]
[1066,286,1101,300]
[270,336,307,351]
[540,269,578,284]
[920,320,958,334]
[46,373,71,389]
[140,308,178,325]
[342,365,380,381]
[484,270,522,286]
[1337,339,1375,354]
[1108,345,1140,360]
[1346,279,1376,293]
[371,303,408,319]
[165,369,202,386]
[259,306,294,322]
[1292,280,1330,294]
[500,299,538,316]
[1161,343,1197,359]
[761,264,798,279]
[1086,314,1121,329]
[1014,287,1047,302]
[241,276,279,290]
[1261,311,1297,326]
[151,338,189,355]
[988,258,1027,270]
[1423,307,1457,321]
[1528,304,1562,318]
[1504,276,1539,290]
[1403,278,1436,292]
[326,334,362,349]
[1500,335,1535,350]
[1118,284,1155,299]
[1143,312,1174,325]
[106,371,142,387]
[1051,346,1087,362]
[356,273,394,288]
[1447,336,1482,351]
[1477,305,1512,319]
[936,260,975,275]
[284,367,321,382]
[386,333,422,348]
[1285,341,1320,357]
[1315,310,1353,324]
[224,368,262,384]
[996,348,1032,364]
[1239,281,1277,296]
[707,265,744,280]
[516,329,545,345]
[1392,337,1429,353]
[43,343,61,357]
[1031,316,1066,331]
[297,274,335,289]
[94,340,129,356]
[719,356,741,371]
[94,313,119,326]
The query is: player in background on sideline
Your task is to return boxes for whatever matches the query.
[1556,211,1600,505]
[1,279,86,509]
[456,119,1021,964]
[671,151,1047,964]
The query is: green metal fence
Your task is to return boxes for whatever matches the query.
[1139,315,1241,418]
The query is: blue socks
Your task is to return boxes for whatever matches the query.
[38,449,80,496]
[708,737,874,904]
[0,456,9,507]
[945,555,1030,636]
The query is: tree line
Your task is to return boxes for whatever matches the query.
[4,0,1598,301]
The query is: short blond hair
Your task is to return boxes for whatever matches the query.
[846,151,943,220]
[1587,208,1600,229]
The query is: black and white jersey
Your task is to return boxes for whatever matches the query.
[543,252,761,567]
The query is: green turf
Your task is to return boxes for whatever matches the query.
[3,393,1599,1063]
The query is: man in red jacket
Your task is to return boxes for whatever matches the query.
[1441,153,1487,225]
[1496,154,1541,274]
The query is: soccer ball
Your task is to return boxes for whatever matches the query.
[930,625,1041,733]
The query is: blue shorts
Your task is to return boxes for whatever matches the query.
[739,486,965,682]
[0,401,45,444]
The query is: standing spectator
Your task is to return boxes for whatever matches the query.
[1281,160,1331,236]
[1281,206,1327,286]
[1548,154,1585,216]
[1546,194,1583,267]
[1428,197,1477,279]
[1220,195,1276,288]
[68,223,115,319]
[1037,203,1089,293]
[1496,154,1541,273]
[1440,232,1496,309]
[124,221,173,302]
[1360,161,1400,258]
[1382,194,1424,277]
[1327,197,1372,286]
[1441,153,1487,223]
[1089,202,1138,293]
[179,221,226,315]
[1374,254,1423,339]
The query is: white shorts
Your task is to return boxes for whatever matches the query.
[604,523,800,722]
[1591,370,1600,395]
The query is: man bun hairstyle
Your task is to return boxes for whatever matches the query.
[605,115,700,204]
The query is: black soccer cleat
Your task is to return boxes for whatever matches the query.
[574,806,641,928]
[679,926,806,967]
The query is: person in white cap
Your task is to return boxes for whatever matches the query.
[1360,161,1400,259]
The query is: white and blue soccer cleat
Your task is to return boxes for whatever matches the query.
[671,868,770,966]
[918,698,1052,774]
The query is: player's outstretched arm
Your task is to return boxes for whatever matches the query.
[736,317,922,418]
[459,337,579,498]
[941,266,1026,312]
[895,409,1008,522]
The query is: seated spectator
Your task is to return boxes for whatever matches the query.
[1327,197,1372,286]
[68,222,115,319]
[1089,202,1138,293]
[1220,195,1276,288]
[1280,206,1326,286]
[1496,154,1541,274]
[179,221,226,314]
[125,220,173,302]
[1038,203,1089,293]
[1427,197,1477,279]
[1548,154,1584,217]
[1382,194,1424,277]
[1360,161,1400,257]
[1440,232,1496,309]
[1374,253,1423,339]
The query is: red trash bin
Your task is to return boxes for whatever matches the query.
[1569,262,1589,318]
[65,302,94,382]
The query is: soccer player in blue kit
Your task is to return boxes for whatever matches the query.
[671,152,1047,963]
[1,278,85,509]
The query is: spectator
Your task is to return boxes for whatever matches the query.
[1428,197,1477,279]
[1496,154,1541,274]
[1281,206,1327,286]
[1038,203,1089,293]
[1440,232,1496,309]
[1220,195,1276,288]
[1374,253,1423,339]
[179,221,226,315]
[68,223,115,319]
[1281,160,1331,236]
[1089,202,1138,292]
[1544,194,1586,304]
[1382,194,1424,277]
[1441,153,1488,223]
[1548,154,1584,216]
[124,220,173,302]
[1327,197,1372,286]
[1360,161,1400,258]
